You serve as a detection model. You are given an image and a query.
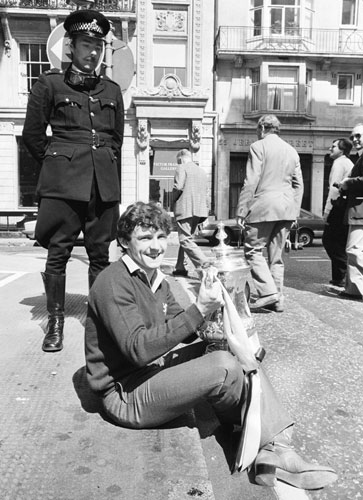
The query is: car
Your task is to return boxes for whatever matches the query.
[22,220,84,241]
[197,208,325,247]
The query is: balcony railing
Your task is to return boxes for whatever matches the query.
[0,0,135,12]
[216,26,363,56]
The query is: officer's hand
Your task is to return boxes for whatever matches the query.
[196,267,224,317]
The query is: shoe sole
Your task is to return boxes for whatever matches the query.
[255,466,337,490]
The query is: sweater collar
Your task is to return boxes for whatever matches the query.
[121,254,165,292]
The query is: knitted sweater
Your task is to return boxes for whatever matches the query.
[85,258,204,396]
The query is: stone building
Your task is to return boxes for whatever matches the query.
[1,0,363,228]
[0,0,215,226]
[214,0,363,218]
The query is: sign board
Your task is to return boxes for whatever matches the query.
[152,150,178,176]
[46,23,134,91]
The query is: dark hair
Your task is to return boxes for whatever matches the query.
[333,138,353,157]
[117,201,172,244]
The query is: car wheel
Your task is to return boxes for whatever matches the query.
[298,229,313,246]
[210,227,233,246]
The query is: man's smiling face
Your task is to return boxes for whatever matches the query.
[123,225,168,277]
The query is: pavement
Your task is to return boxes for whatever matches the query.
[0,237,362,500]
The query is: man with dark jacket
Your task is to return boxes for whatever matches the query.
[337,124,363,300]
[85,201,337,492]
[22,9,124,352]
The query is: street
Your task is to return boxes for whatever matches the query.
[0,237,362,500]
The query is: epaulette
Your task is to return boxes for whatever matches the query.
[43,68,65,76]
[99,74,118,86]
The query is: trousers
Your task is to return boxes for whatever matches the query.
[102,342,292,448]
[175,216,208,270]
[322,221,349,283]
[35,181,119,275]
[345,224,363,295]
[243,221,291,298]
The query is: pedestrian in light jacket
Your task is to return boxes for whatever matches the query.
[172,149,209,277]
[236,114,304,312]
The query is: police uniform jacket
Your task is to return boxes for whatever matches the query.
[22,68,124,203]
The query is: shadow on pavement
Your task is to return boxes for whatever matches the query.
[20,292,88,330]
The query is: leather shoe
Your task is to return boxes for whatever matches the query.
[172,269,189,277]
[329,280,345,287]
[250,294,278,310]
[254,443,337,490]
[338,290,362,300]
[263,300,284,313]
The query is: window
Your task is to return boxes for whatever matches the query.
[251,68,260,111]
[305,69,312,112]
[153,39,187,86]
[337,74,354,102]
[251,0,316,37]
[341,0,357,25]
[270,0,300,35]
[153,7,188,87]
[251,0,263,36]
[19,44,50,94]
[268,67,298,111]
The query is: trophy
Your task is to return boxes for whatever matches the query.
[200,222,254,351]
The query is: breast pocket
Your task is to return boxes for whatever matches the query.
[54,94,83,128]
[99,98,117,129]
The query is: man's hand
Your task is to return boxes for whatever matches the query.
[196,267,224,317]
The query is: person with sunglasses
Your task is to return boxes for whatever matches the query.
[335,124,363,300]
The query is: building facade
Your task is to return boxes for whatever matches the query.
[214,0,363,218]
[1,0,363,227]
[0,0,215,227]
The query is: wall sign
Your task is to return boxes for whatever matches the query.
[219,134,314,152]
[152,150,178,176]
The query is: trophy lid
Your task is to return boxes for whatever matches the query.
[211,222,250,272]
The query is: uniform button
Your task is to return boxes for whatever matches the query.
[90,112,95,117]
[92,145,97,150]
[65,98,69,102]
[52,152,57,156]
[91,129,96,133]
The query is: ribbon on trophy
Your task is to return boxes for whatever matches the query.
[220,283,265,473]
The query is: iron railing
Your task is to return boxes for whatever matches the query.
[216,26,363,56]
[0,0,135,11]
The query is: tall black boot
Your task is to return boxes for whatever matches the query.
[41,272,66,352]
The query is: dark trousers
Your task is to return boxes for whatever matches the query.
[35,185,119,275]
[322,211,349,283]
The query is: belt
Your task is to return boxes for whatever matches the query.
[51,134,114,149]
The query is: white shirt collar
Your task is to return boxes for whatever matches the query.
[121,254,165,293]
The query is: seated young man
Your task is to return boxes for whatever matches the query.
[85,201,337,490]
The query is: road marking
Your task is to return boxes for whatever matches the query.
[0,271,27,287]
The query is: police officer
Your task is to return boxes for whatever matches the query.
[22,9,124,353]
